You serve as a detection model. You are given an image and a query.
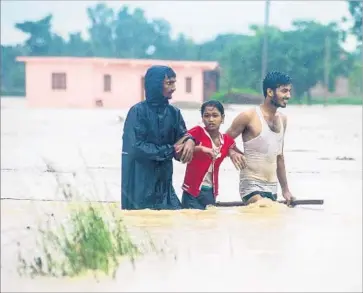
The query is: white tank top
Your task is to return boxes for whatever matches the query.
[239,106,284,198]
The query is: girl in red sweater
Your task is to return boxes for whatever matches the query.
[180,100,238,210]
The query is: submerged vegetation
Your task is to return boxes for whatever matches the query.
[16,162,159,279]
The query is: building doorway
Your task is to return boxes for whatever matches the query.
[141,76,145,101]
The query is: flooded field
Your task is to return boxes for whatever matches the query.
[1,98,362,292]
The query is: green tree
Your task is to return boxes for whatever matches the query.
[149,18,176,59]
[2,3,356,103]
[87,3,116,57]
[215,21,353,101]
[348,46,363,94]
[347,1,362,42]
[15,14,67,56]
[1,45,26,95]
[283,21,352,100]
[65,32,92,57]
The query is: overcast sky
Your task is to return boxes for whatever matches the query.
[0,0,359,51]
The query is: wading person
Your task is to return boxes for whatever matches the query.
[121,65,196,210]
[181,100,245,210]
[227,71,295,206]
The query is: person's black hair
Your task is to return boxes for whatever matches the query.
[200,100,225,116]
[262,71,292,98]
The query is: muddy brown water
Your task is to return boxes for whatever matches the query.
[1,99,362,292]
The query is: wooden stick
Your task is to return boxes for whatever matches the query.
[215,199,324,207]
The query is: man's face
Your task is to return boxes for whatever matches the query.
[268,84,292,108]
[162,76,176,99]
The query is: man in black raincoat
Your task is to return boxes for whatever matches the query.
[121,65,196,210]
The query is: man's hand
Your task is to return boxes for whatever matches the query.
[201,146,215,159]
[174,135,188,160]
[282,189,295,207]
[174,143,184,154]
[229,149,247,170]
[180,139,195,163]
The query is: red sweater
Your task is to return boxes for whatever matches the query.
[182,126,236,197]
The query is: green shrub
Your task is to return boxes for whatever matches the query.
[288,96,362,105]
[211,88,263,104]
[17,202,140,279]
[16,162,147,279]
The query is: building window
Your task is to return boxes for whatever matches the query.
[104,74,111,92]
[52,73,66,90]
[185,77,192,93]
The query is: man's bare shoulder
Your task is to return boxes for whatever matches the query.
[226,107,257,138]
[234,107,256,121]
[278,112,287,125]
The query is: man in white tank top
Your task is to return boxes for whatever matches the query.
[227,71,295,205]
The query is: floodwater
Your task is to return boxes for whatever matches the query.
[1,98,362,292]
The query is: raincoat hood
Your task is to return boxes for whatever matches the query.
[144,65,176,104]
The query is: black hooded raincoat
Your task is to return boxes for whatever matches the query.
[121,65,190,210]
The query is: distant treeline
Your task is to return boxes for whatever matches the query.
[1,1,362,101]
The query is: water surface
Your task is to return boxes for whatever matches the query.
[1,99,362,292]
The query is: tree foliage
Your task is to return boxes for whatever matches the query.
[347,0,362,42]
[1,2,359,98]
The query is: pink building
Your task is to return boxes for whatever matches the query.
[16,57,220,108]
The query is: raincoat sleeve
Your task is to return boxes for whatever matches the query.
[173,109,196,161]
[123,106,175,161]
[175,109,188,142]
[174,109,199,145]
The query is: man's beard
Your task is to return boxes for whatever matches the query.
[270,94,286,108]
[163,91,174,99]
[168,91,175,99]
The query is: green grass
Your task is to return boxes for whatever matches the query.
[288,96,362,105]
[211,88,261,103]
[16,162,159,279]
[17,202,141,279]
[211,87,362,106]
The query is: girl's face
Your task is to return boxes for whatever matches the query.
[202,106,224,131]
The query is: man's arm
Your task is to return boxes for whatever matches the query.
[123,106,175,161]
[174,109,196,163]
[226,110,252,139]
[226,111,252,169]
[277,115,291,193]
[230,145,244,155]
